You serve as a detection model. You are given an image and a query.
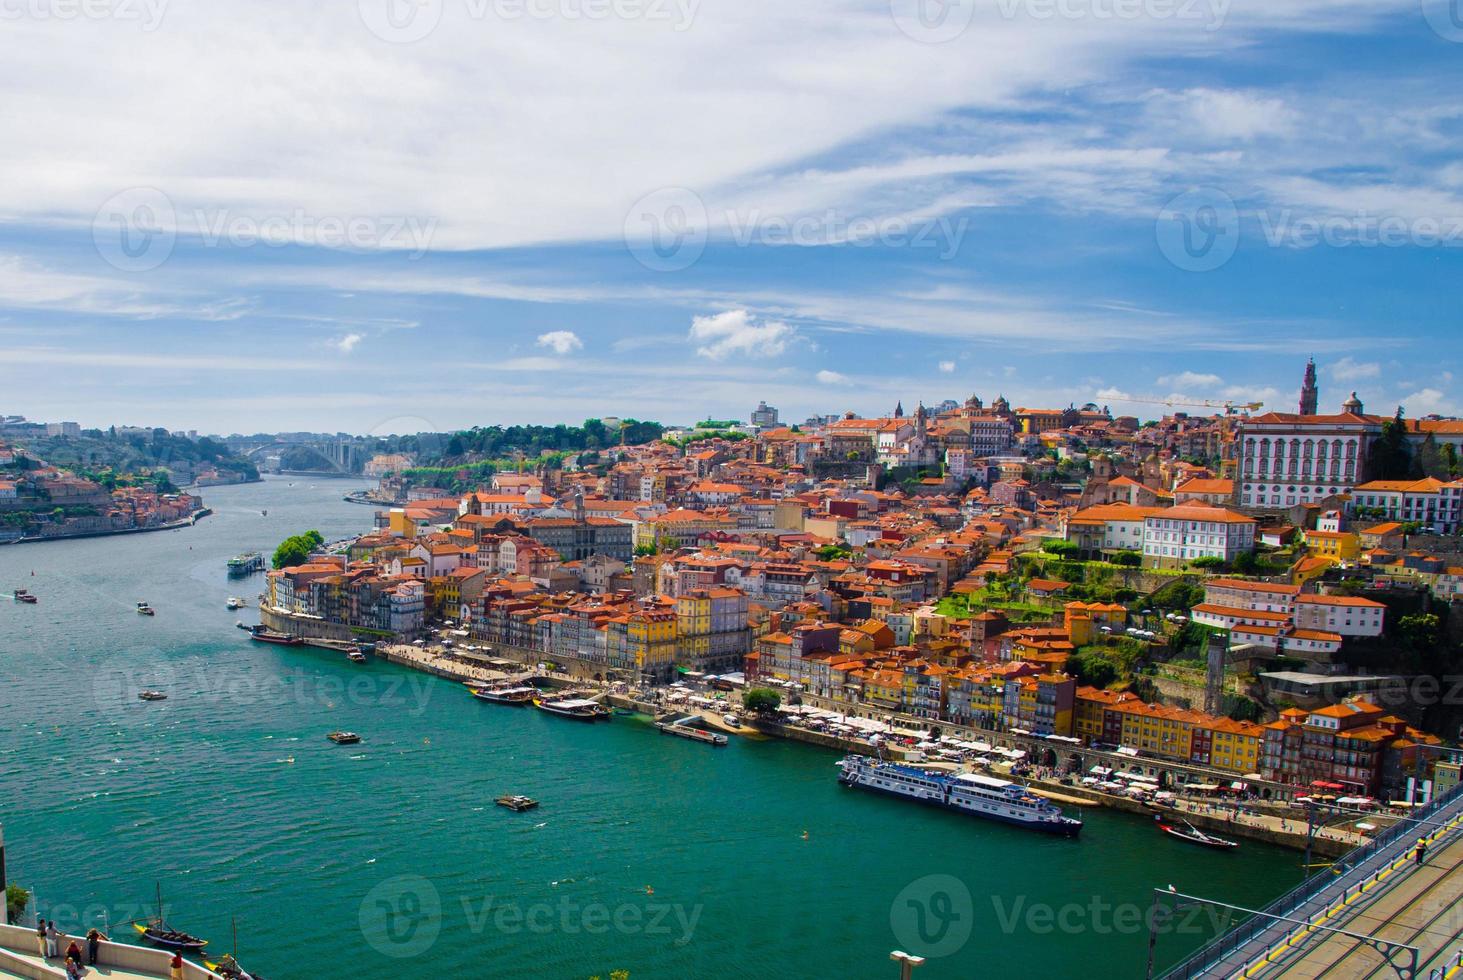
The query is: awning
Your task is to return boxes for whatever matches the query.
[1229,781,1247,790]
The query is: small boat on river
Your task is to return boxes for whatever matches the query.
[1157,820,1239,850]
[495,795,539,812]
[327,731,362,745]
[471,685,536,705]
[532,695,611,721]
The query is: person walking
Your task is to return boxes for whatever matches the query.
[36,919,48,958]
[1414,838,1428,866]
[46,921,62,958]
[85,929,107,966]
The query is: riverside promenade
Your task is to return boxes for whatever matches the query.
[0,924,222,980]
[1156,785,1463,978]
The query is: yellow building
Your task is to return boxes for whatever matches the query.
[1304,529,1360,565]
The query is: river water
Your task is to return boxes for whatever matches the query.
[0,477,1297,978]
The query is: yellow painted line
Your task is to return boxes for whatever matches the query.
[1239,813,1463,978]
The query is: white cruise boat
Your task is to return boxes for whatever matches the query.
[838,755,1082,837]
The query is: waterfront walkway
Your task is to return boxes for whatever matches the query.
[1158,786,1463,979]
[0,925,221,980]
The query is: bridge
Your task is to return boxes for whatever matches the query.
[1155,785,1463,979]
[234,437,371,475]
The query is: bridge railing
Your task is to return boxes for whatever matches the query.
[1158,782,1463,978]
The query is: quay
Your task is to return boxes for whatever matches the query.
[1156,785,1463,978]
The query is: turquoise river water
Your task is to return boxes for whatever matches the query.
[0,477,1298,978]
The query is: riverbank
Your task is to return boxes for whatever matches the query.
[343,489,406,506]
[8,506,212,545]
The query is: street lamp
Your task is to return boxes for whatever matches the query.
[890,950,926,980]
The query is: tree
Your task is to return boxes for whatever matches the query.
[6,882,30,923]
[1398,613,1440,650]
[742,687,782,714]
[1416,433,1447,480]
[1189,556,1225,569]
[1370,407,1413,480]
[1111,551,1142,567]
[633,544,658,557]
[1067,652,1118,688]
[273,529,325,569]
[1042,539,1080,559]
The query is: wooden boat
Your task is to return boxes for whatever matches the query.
[471,685,535,705]
[495,795,539,812]
[1157,820,1239,850]
[327,731,362,745]
[133,887,207,952]
[138,691,168,701]
[208,953,266,980]
[532,696,611,721]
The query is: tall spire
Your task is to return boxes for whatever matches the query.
[1299,358,1319,415]
[894,400,904,418]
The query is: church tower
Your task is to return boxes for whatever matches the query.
[1299,358,1319,415]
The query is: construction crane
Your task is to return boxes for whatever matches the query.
[1106,396,1263,415]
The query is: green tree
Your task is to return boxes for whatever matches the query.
[1398,613,1440,650]
[1111,551,1142,567]
[273,529,325,569]
[1189,556,1225,569]
[1041,539,1080,559]
[6,883,30,923]
[633,544,658,557]
[742,687,782,714]
[1371,407,1413,480]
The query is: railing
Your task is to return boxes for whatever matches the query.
[1158,783,1463,978]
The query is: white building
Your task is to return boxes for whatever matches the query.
[1293,595,1386,637]
[1350,478,1463,534]
[1141,504,1257,567]
[1234,411,1379,508]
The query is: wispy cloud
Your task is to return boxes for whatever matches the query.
[536,330,583,354]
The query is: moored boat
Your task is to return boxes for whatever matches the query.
[133,921,208,952]
[471,685,536,705]
[532,695,611,721]
[226,596,247,610]
[656,721,728,746]
[838,755,1082,837]
[347,649,367,663]
[247,626,302,646]
[1157,820,1239,850]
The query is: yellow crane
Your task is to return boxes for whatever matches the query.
[1108,396,1263,416]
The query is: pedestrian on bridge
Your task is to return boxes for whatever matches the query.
[1414,838,1427,866]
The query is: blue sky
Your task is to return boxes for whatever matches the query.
[1,0,1460,434]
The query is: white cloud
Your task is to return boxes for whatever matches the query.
[536,330,583,355]
[816,370,849,385]
[1156,371,1222,389]
[1400,388,1457,416]
[333,333,363,353]
[1329,357,1381,382]
[688,310,794,360]
[938,360,956,374]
